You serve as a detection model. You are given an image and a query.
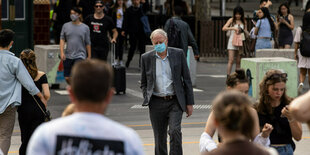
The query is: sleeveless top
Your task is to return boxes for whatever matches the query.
[257,102,294,147]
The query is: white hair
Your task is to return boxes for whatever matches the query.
[150,29,167,40]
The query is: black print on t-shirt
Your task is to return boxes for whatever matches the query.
[55,135,124,155]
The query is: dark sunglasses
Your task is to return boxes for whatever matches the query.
[266,73,287,81]
[95,5,103,8]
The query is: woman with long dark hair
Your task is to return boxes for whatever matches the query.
[254,7,276,50]
[256,70,302,155]
[18,49,50,155]
[222,6,247,75]
[277,3,294,49]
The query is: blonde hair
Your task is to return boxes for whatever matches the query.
[20,49,38,79]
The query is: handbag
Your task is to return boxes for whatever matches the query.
[250,21,262,52]
[232,32,243,47]
[226,23,232,37]
[140,6,151,35]
[32,96,51,122]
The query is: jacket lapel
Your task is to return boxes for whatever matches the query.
[167,48,175,78]
[152,51,156,81]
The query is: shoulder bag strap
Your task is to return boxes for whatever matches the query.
[32,96,48,117]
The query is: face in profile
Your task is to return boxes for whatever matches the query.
[267,82,286,102]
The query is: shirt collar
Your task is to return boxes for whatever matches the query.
[0,50,15,56]
[155,49,169,60]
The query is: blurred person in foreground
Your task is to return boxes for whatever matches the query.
[200,69,272,153]
[27,60,144,155]
[290,91,310,129]
[204,91,278,155]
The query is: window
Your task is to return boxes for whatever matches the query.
[15,0,25,20]
[1,0,25,20]
[1,0,8,20]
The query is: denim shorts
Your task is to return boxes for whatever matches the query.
[271,144,293,155]
[255,38,272,51]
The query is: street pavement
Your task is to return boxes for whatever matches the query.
[8,53,310,154]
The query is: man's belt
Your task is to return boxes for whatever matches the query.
[152,95,176,101]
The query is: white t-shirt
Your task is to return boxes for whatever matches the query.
[116,8,124,29]
[27,112,144,155]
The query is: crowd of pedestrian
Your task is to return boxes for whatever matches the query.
[2,0,310,155]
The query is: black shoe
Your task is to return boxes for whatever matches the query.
[125,61,130,68]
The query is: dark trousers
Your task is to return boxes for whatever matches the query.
[127,32,146,66]
[149,97,183,155]
[17,97,45,155]
[92,46,109,61]
[116,28,124,60]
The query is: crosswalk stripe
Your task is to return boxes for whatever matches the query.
[130,104,212,110]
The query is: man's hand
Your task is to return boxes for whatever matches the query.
[111,38,117,43]
[194,55,200,60]
[261,123,273,138]
[186,105,193,117]
[60,53,66,61]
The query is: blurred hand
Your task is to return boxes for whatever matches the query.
[186,105,193,117]
[261,123,273,138]
[60,53,66,61]
[121,31,125,36]
[194,55,200,60]
[295,54,298,61]
[111,38,117,43]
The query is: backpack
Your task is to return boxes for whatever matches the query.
[300,27,310,57]
[167,19,181,48]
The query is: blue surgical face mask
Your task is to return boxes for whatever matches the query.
[154,42,166,53]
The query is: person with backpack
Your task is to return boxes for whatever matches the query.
[294,12,310,95]
[164,6,199,60]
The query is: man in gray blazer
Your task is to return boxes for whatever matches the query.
[140,29,194,155]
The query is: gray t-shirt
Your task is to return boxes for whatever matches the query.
[60,22,91,59]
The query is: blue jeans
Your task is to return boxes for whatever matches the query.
[272,144,293,155]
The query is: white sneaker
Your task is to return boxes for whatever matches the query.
[298,83,304,95]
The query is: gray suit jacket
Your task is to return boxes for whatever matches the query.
[140,47,195,111]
